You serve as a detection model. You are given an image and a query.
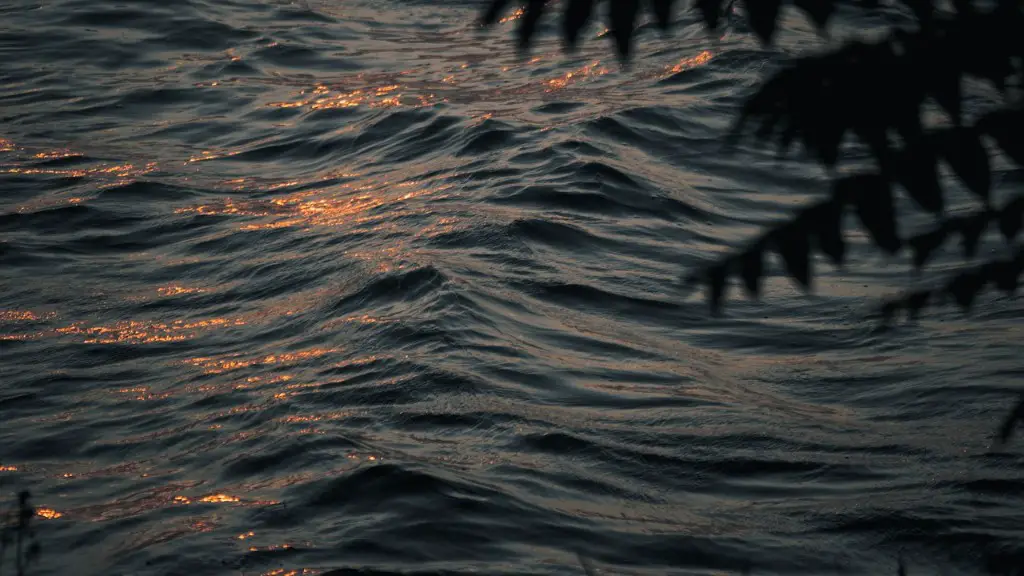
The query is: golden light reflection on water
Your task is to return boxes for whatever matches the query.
[663,50,714,77]
[0,309,54,322]
[199,493,241,503]
[237,40,714,122]
[0,138,161,213]
[56,318,247,345]
[32,150,80,161]
[177,177,453,232]
[117,386,172,401]
[249,543,293,553]
[157,285,207,297]
[1,162,157,181]
[499,6,526,23]
[187,149,242,164]
[1,316,246,344]
[267,82,435,111]
[172,493,278,507]
[183,348,339,375]
[35,507,62,520]
[545,60,611,91]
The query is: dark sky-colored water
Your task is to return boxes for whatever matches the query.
[0,1,1021,574]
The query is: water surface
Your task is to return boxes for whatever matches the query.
[1,1,1022,574]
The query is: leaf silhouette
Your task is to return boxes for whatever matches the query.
[478,0,1024,336]
[956,11,1017,91]
[946,269,987,310]
[896,139,944,215]
[518,0,549,52]
[806,199,845,266]
[907,226,948,270]
[933,126,991,205]
[650,0,675,30]
[839,174,902,255]
[995,395,1024,446]
[950,212,989,258]
[880,299,902,323]
[739,243,765,298]
[742,0,783,45]
[999,196,1024,242]
[482,0,516,25]
[985,257,1022,295]
[977,109,1024,167]
[772,219,813,290]
[707,263,729,314]
[563,0,596,51]
[695,0,726,31]
[904,289,932,319]
[929,64,963,126]
[608,0,641,59]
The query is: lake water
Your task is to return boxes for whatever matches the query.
[1,1,1022,574]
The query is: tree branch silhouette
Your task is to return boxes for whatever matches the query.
[482,0,1024,323]
[480,2,1024,571]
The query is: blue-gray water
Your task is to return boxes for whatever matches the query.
[1,1,1022,574]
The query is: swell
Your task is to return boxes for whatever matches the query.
[0,1,1022,576]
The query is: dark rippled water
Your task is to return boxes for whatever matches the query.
[2,1,1023,574]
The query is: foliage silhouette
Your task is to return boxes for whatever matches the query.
[481,0,1024,572]
[480,0,1024,325]
[0,491,39,576]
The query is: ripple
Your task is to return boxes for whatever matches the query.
[0,0,1021,575]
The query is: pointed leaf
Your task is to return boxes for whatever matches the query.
[930,69,962,126]
[651,0,675,29]
[833,172,883,205]
[483,0,517,25]
[742,0,783,45]
[952,213,989,258]
[777,122,799,158]
[772,220,813,290]
[907,226,948,270]
[897,140,944,214]
[608,0,641,59]
[739,243,765,298]
[517,0,549,51]
[947,270,987,310]
[934,127,991,205]
[806,199,845,266]
[843,174,902,254]
[707,263,729,314]
[996,396,1024,445]
[695,0,725,31]
[977,109,1024,167]
[562,0,596,50]
[985,259,1021,295]
[999,196,1024,242]
[814,115,847,169]
[904,289,931,319]
[880,299,902,324]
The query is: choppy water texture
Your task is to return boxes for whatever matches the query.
[1,1,1022,574]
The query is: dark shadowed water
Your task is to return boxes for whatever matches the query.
[1,1,1022,574]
